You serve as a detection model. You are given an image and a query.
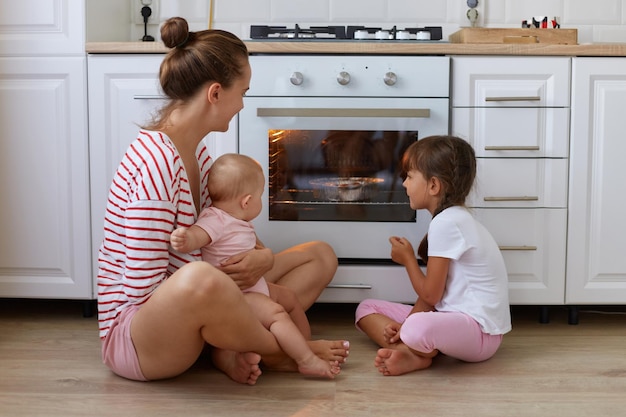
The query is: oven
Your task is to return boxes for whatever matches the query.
[238,54,450,301]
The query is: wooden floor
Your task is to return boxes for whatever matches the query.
[1,299,626,417]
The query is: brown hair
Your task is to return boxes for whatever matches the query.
[143,17,249,130]
[401,135,476,262]
[208,153,264,203]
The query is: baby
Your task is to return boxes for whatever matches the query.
[170,153,341,378]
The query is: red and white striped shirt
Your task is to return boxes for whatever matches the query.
[97,130,212,339]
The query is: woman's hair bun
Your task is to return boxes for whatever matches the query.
[161,17,190,49]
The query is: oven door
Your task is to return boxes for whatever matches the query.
[239,96,449,260]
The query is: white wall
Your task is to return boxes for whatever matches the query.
[87,0,626,44]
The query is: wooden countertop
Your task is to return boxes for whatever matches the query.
[86,41,626,57]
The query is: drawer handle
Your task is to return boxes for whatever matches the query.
[257,108,430,118]
[133,95,166,100]
[484,96,541,102]
[484,146,540,151]
[326,284,373,289]
[499,245,538,251]
[484,196,539,202]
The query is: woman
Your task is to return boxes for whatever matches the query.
[97,17,347,384]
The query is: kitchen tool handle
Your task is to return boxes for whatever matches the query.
[325,284,373,289]
[484,146,541,151]
[133,95,166,100]
[499,245,537,251]
[484,96,541,102]
[484,196,539,201]
[257,108,430,118]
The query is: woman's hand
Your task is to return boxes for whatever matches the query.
[389,236,416,267]
[219,247,274,290]
[383,321,402,344]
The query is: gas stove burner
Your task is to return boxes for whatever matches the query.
[250,24,348,40]
[250,24,442,41]
[346,25,442,41]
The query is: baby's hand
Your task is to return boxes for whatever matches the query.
[170,227,189,252]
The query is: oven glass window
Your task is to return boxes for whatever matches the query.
[268,129,417,222]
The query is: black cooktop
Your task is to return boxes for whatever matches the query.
[250,24,443,41]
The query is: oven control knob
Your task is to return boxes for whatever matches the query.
[384,72,397,86]
[290,72,304,86]
[337,71,351,85]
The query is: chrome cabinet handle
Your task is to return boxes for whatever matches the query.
[484,196,539,202]
[326,284,373,289]
[133,95,166,100]
[484,146,540,151]
[499,245,538,251]
[484,96,541,102]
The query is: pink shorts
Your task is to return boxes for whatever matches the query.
[101,304,147,381]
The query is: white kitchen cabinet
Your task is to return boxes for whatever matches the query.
[0,1,91,301]
[0,0,85,55]
[451,56,571,306]
[567,58,626,304]
[87,54,238,279]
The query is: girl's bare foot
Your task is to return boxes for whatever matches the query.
[211,348,262,385]
[374,347,432,376]
[297,354,341,379]
[308,340,350,363]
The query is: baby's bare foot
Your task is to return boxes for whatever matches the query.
[297,354,341,379]
[308,340,350,363]
[211,348,262,385]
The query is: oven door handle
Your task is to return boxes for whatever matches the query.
[256,108,431,118]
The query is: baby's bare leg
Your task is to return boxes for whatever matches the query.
[244,292,340,379]
[267,282,311,339]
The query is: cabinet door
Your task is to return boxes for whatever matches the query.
[451,56,570,107]
[0,0,84,55]
[452,107,570,158]
[0,57,91,298]
[474,209,566,305]
[470,159,568,208]
[567,58,626,304]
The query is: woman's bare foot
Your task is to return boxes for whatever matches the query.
[211,348,262,385]
[374,347,432,376]
[297,354,341,379]
[308,340,350,363]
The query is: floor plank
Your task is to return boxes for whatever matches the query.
[1,299,626,417]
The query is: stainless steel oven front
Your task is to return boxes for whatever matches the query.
[238,55,449,300]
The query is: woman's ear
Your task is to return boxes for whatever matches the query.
[207,82,221,104]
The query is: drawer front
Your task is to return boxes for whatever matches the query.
[452,107,570,158]
[469,159,568,208]
[452,57,571,107]
[473,208,566,305]
[318,265,417,304]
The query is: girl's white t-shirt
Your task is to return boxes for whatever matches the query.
[428,206,512,335]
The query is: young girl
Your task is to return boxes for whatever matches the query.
[355,135,511,376]
[171,153,342,378]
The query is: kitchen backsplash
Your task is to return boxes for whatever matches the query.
[87,0,626,44]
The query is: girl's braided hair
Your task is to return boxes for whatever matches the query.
[400,135,477,263]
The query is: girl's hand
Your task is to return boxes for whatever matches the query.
[219,247,273,290]
[389,236,416,267]
[383,321,402,344]
[170,227,190,253]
